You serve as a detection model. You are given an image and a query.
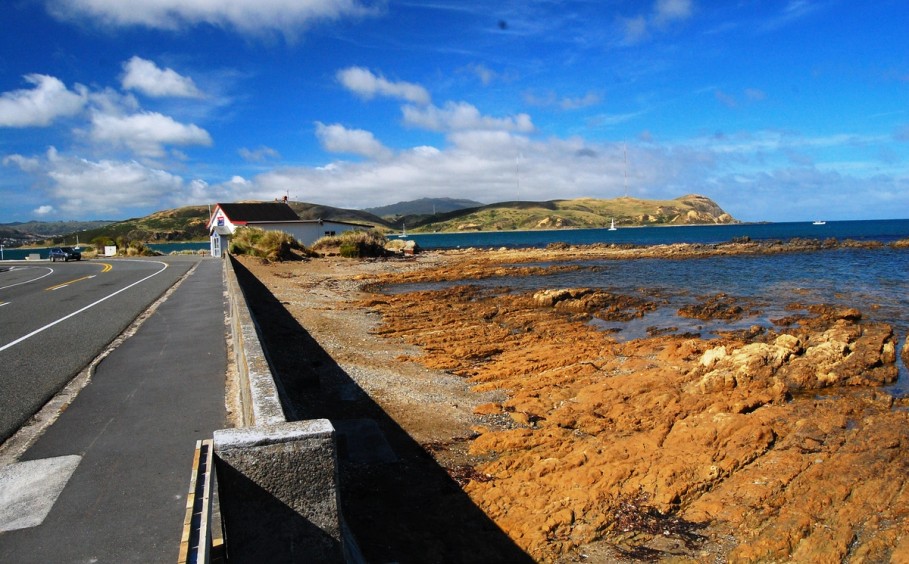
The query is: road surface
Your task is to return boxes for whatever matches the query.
[0,256,198,442]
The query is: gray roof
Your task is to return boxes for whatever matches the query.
[216,202,300,223]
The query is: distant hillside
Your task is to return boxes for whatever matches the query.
[26,195,734,245]
[72,206,211,244]
[53,201,390,244]
[409,194,736,232]
[364,197,483,218]
[0,220,115,245]
[287,202,391,228]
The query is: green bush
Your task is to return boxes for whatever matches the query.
[228,227,306,261]
[312,229,388,258]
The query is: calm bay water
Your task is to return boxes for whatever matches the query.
[395,220,909,395]
[406,219,909,249]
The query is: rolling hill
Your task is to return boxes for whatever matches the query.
[408,194,736,232]
[19,194,735,245]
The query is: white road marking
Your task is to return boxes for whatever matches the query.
[0,455,82,532]
[0,261,169,353]
[0,266,54,291]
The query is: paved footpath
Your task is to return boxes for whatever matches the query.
[0,257,227,563]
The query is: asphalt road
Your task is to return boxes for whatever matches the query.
[0,256,199,443]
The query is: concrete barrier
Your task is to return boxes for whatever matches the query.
[222,255,286,426]
[209,255,349,563]
[214,422,342,562]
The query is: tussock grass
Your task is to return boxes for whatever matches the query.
[312,229,388,258]
[229,227,307,261]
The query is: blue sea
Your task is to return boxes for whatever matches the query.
[395,219,909,396]
[405,219,909,249]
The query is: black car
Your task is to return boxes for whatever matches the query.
[49,247,82,262]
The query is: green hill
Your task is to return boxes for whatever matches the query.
[408,194,736,232]
[41,195,735,245]
[60,202,390,245]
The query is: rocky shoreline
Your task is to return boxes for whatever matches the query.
[239,239,909,562]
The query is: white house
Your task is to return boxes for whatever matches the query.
[207,202,371,257]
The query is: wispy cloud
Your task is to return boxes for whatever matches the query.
[524,90,601,110]
[46,0,380,36]
[759,0,823,32]
[402,101,534,133]
[622,0,693,44]
[238,146,281,162]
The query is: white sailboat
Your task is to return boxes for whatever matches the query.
[609,218,617,231]
[812,220,826,225]
[397,222,407,238]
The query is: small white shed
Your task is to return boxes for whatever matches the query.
[207,202,371,257]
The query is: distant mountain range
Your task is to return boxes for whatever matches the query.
[364,197,484,218]
[0,220,115,246]
[1,195,735,245]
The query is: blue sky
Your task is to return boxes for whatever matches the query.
[1,0,907,223]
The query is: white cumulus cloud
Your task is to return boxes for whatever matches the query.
[337,67,431,105]
[90,111,212,157]
[121,56,203,98]
[33,205,55,216]
[0,74,87,127]
[315,122,392,159]
[44,151,192,216]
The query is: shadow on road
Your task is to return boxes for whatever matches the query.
[231,258,534,563]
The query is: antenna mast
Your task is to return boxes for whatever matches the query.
[623,143,628,197]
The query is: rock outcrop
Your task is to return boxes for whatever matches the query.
[364,254,909,561]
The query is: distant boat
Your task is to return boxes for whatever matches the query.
[397,222,408,238]
[812,220,826,225]
[608,218,617,231]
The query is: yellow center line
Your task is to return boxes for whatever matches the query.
[44,262,112,291]
[46,275,95,291]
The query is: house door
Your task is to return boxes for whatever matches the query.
[210,234,221,258]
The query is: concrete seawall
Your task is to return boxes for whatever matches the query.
[213,255,349,562]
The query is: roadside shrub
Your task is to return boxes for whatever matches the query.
[228,227,306,261]
[312,229,388,258]
[126,241,160,256]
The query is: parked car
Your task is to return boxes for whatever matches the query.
[48,246,81,262]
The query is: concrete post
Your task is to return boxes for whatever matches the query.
[213,420,343,563]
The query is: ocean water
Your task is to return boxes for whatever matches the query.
[407,219,909,249]
[389,229,909,396]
